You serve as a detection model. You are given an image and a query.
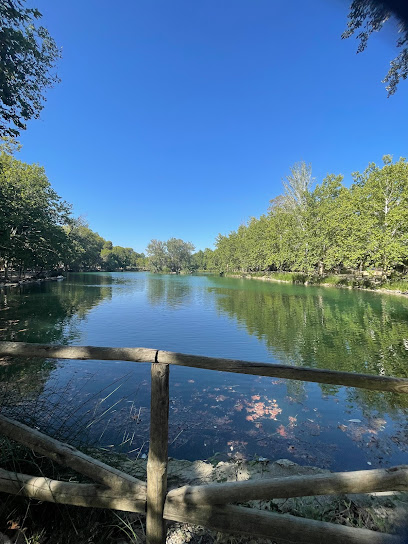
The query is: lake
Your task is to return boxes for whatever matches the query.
[0,272,407,471]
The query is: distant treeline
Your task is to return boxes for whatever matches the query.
[0,141,146,278]
[2,139,408,280]
[194,157,408,277]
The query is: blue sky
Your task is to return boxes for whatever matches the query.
[17,0,408,253]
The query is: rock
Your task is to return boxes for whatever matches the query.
[274,458,296,468]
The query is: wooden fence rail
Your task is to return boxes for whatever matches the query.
[166,465,408,504]
[146,363,170,544]
[0,465,402,544]
[0,341,407,544]
[1,341,408,392]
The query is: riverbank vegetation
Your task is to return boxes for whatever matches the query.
[146,238,195,273]
[195,157,408,289]
[3,138,408,292]
[0,141,147,280]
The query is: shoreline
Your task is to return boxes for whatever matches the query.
[225,273,408,299]
[0,275,65,289]
[1,448,406,542]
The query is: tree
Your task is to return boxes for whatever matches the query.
[166,238,195,272]
[146,239,168,272]
[244,216,270,271]
[0,0,61,136]
[214,232,241,273]
[308,175,346,274]
[146,238,195,273]
[281,162,315,273]
[0,147,71,276]
[193,248,216,270]
[349,155,408,275]
[63,220,105,271]
[101,246,145,270]
[342,0,408,95]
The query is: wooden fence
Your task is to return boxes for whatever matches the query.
[0,341,407,544]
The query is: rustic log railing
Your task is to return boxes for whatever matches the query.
[0,341,407,544]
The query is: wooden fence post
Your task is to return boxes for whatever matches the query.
[146,362,170,544]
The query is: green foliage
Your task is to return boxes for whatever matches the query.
[191,247,217,270]
[0,147,71,275]
[63,219,105,271]
[0,145,145,276]
[100,245,145,271]
[0,0,61,136]
[350,156,408,274]
[146,237,195,273]
[212,157,408,281]
[386,278,408,292]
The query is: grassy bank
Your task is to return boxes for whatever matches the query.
[225,271,408,295]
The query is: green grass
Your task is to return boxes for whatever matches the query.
[229,271,405,291]
[385,279,408,292]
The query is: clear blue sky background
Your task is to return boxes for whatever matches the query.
[18,0,408,253]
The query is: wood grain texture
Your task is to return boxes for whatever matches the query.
[0,468,146,513]
[146,363,170,544]
[167,465,408,504]
[0,414,146,497]
[0,468,400,544]
[157,350,408,393]
[163,502,402,544]
[0,341,407,392]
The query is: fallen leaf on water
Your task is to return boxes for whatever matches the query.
[277,425,288,437]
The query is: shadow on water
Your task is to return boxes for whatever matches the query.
[0,276,114,442]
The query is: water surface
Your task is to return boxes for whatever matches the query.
[0,272,407,470]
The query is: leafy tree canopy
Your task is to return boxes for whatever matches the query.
[342,0,408,95]
[0,144,71,275]
[0,0,61,137]
[146,238,195,273]
[0,142,145,276]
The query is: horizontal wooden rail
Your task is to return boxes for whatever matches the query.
[0,415,146,497]
[0,342,158,365]
[1,342,407,543]
[0,468,146,513]
[0,468,401,544]
[163,502,402,544]
[167,465,408,505]
[1,341,408,393]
